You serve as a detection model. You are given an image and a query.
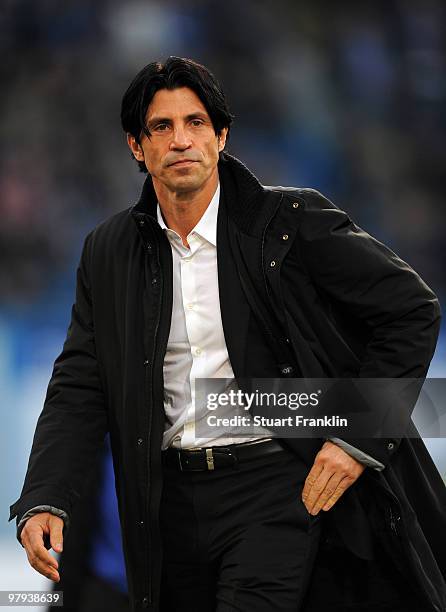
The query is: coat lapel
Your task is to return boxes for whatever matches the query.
[216,175,282,380]
[216,191,253,379]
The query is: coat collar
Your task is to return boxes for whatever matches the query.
[132,152,273,236]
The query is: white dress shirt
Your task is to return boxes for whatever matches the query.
[158,184,272,450]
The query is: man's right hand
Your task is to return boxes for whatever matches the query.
[20,512,63,582]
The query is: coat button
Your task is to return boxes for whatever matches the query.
[139,219,145,227]
[142,596,149,607]
[281,365,294,375]
[143,359,149,366]
[137,438,144,445]
[138,520,144,526]
[152,277,158,285]
[282,234,289,240]
[387,441,395,451]
[292,202,300,209]
[146,243,152,253]
[270,260,276,267]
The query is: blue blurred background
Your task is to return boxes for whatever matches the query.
[1,0,445,598]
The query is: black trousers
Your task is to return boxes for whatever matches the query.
[159,444,321,612]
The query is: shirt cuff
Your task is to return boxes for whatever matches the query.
[17,506,70,546]
[327,438,385,471]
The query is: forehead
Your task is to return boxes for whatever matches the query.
[146,87,209,119]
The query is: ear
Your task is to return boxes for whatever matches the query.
[217,127,228,152]
[127,133,145,162]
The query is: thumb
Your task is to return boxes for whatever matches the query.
[48,515,64,553]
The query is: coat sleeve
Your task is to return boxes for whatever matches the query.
[9,231,108,529]
[296,189,442,465]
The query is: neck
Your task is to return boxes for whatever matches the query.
[154,170,218,247]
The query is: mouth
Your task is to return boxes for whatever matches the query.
[169,160,197,167]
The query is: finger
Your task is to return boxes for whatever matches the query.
[305,468,333,514]
[25,546,60,582]
[311,474,345,515]
[27,531,59,570]
[49,516,64,553]
[322,477,354,511]
[302,463,324,504]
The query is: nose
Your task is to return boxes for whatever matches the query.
[169,125,192,150]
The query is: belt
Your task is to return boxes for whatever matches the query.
[162,438,286,471]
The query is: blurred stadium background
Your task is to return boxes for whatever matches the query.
[1,0,445,603]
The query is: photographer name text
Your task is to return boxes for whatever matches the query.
[206,414,348,428]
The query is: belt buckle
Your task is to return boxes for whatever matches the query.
[206,448,215,471]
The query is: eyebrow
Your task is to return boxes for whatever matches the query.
[147,112,209,129]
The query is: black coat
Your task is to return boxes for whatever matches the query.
[10,153,446,611]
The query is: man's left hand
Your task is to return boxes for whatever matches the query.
[302,440,365,515]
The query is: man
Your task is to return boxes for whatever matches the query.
[10,57,446,611]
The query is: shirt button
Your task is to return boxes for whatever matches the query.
[187,303,194,310]
[195,347,202,355]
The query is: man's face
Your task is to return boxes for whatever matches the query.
[127,87,227,196]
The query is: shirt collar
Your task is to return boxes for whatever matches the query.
[157,183,220,247]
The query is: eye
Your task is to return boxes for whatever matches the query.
[154,123,169,132]
[191,119,204,127]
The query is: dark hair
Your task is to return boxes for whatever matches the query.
[121,56,234,173]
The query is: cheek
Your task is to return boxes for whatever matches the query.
[204,142,220,165]
[142,146,161,173]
